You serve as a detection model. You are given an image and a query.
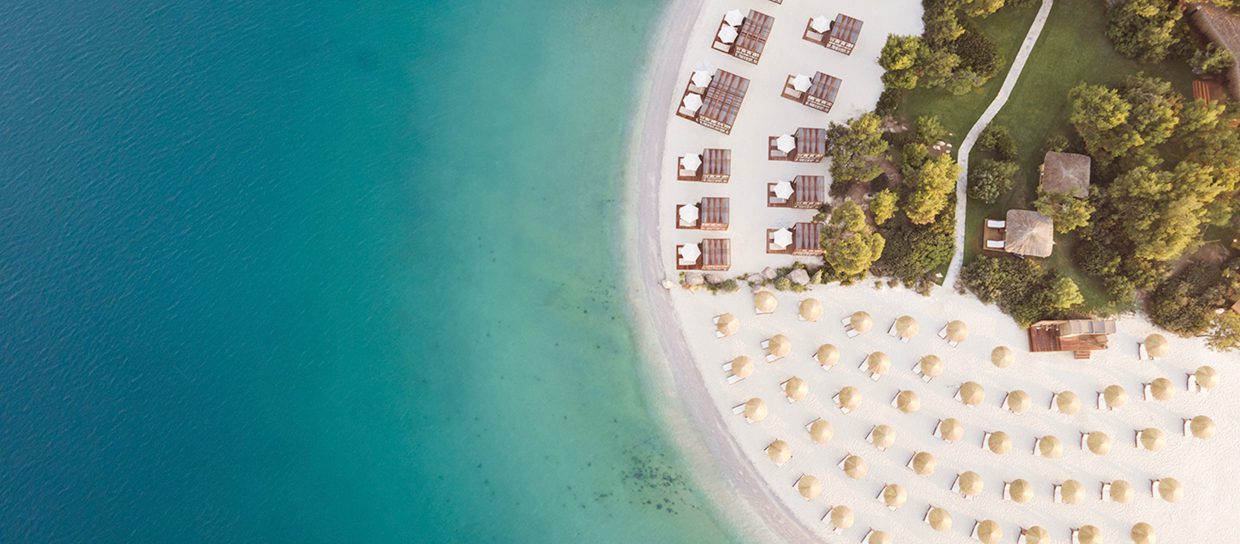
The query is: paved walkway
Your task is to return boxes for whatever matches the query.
[942,0,1054,287]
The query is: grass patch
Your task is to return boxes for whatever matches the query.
[898,4,1041,148]
[963,0,1196,313]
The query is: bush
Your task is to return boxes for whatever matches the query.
[1043,134,1069,154]
[953,22,1002,80]
[877,88,905,116]
[977,124,1017,160]
[915,115,949,146]
[960,256,1080,325]
[967,159,1018,203]
[1146,264,1229,335]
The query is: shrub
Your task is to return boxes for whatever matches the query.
[953,22,1002,80]
[1146,264,1229,335]
[1043,133,1069,154]
[877,88,905,116]
[960,256,1080,325]
[977,124,1017,160]
[967,159,1018,203]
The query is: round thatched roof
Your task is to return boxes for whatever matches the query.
[991,345,1014,368]
[754,291,777,314]
[987,431,1012,454]
[1006,390,1031,414]
[895,315,918,338]
[1008,479,1032,503]
[895,390,920,413]
[1103,384,1128,409]
[815,344,839,368]
[959,381,985,406]
[715,313,739,336]
[939,418,964,442]
[1055,390,1081,415]
[766,440,791,465]
[837,386,861,410]
[809,419,833,444]
[843,454,868,480]
[1190,415,1216,439]
[743,398,767,423]
[911,451,936,476]
[850,311,872,333]
[828,505,853,529]
[796,474,822,500]
[729,356,754,379]
[783,376,808,401]
[767,334,791,357]
[799,298,823,321]
[928,506,951,532]
[1038,435,1063,458]
[919,354,944,377]
[1086,431,1112,455]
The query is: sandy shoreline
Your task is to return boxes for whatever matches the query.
[624,1,822,542]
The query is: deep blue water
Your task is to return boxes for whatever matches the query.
[0,2,733,542]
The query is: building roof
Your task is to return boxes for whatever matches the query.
[1004,209,1054,258]
[829,14,863,45]
[792,175,825,205]
[701,238,731,267]
[1061,319,1117,336]
[1040,152,1091,198]
[699,197,729,226]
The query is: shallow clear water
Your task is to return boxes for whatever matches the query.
[0,1,734,542]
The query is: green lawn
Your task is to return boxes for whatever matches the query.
[898,4,1041,148]
[963,0,1196,313]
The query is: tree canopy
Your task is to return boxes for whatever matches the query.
[904,153,960,225]
[820,201,886,277]
[1107,0,1182,63]
[1034,188,1095,233]
[827,113,889,184]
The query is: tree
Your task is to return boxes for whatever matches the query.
[977,124,1017,160]
[905,153,960,224]
[871,189,899,226]
[875,205,955,283]
[827,113,889,183]
[915,115,949,146]
[1107,0,1182,63]
[1191,42,1235,76]
[961,0,1005,17]
[968,159,1017,204]
[821,201,886,277]
[1069,83,1143,166]
[880,35,924,90]
[1107,162,1223,261]
[1208,312,1240,351]
[1034,189,1095,233]
[1118,74,1182,148]
[1146,264,1229,335]
[1047,276,1084,310]
[953,22,1002,80]
[918,49,962,89]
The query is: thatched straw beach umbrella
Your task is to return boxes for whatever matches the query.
[1005,390,1031,414]
[1139,427,1166,451]
[1145,334,1169,357]
[870,424,895,450]
[828,505,853,530]
[938,418,965,443]
[957,470,983,498]
[976,519,1002,544]
[815,344,839,369]
[1022,526,1050,544]
[1076,525,1101,544]
[715,313,739,337]
[796,474,822,500]
[867,529,891,544]
[842,454,868,480]
[1055,390,1081,415]
[896,315,919,339]
[927,506,952,532]
[754,291,777,314]
[895,390,921,413]
[918,354,944,380]
[946,320,969,343]
[1059,479,1084,504]
[866,352,891,377]
[850,311,873,333]
[1148,377,1174,401]
[991,345,1014,368]
[783,377,808,402]
[987,431,1012,455]
[836,386,861,412]
[766,334,791,359]
[1132,522,1156,544]
[1189,415,1216,439]
[958,381,985,407]
[1156,477,1182,502]
[910,451,936,476]
[766,440,791,465]
[799,298,823,322]
[1195,365,1219,390]
[742,398,767,423]
[1109,479,1134,503]
[1037,435,1063,458]
[1007,479,1032,503]
[880,483,907,510]
[1086,431,1112,455]
[1103,384,1128,410]
[729,356,754,379]
[803,418,833,446]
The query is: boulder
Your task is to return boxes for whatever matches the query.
[788,269,811,286]
[745,273,763,284]
[704,273,726,285]
[684,273,705,286]
[762,267,778,280]
[659,279,676,290]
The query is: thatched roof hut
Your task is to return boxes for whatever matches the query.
[1040,151,1091,198]
[1004,209,1054,258]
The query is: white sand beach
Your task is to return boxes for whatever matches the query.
[629,1,1240,543]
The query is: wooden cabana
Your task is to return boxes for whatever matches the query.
[676,69,748,135]
[1003,209,1054,258]
[677,148,731,182]
[675,197,730,231]
[732,11,774,64]
[767,222,823,256]
[1040,152,1090,198]
[768,176,826,208]
[676,238,731,271]
[804,14,862,55]
[769,127,826,163]
[782,72,842,113]
[1028,319,1116,360]
[1188,4,1240,99]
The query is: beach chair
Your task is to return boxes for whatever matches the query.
[981,431,994,450]
[901,335,910,344]
[761,339,783,363]
[857,356,880,381]
[1079,432,1088,450]
[1001,393,1013,411]
[840,316,851,325]
[865,427,885,451]
[937,325,948,339]
[886,321,898,337]
[731,403,746,415]
[1053,483,1064,503]
[921,506,932,525]
[833,392,851,414]
[986,219,1006,229]
[985,239,1005,249]
[1002,481,1015,501]
[874,488,897,511]
[1187,372,1200,392]
[846,329,860,338]
[1142,382,1152,400]
[1030,438,1039,455]
[1149,479,1158,496]
[1096,392,1106,410]
[1100,481,1112,502]
[1137,341,1149,360]
[950,474,964,496]
[820,507,844,534]
[712,314,727,338]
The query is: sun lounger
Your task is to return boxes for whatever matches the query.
[1003,481,1014,500]
[846,329,859,338]
[1054,484,1064,503]
[922,507,932,524]
[833,392,851,414]
[1096,392,1106,410]
[1137,342,1149,360]
[948,340,959,348]
[726,374,743,384]
[766,354,781,363]
[950,474,962,494]
[840,316,851,325]
[937,325,948,339]
[987,219,1006,229]
[986,239,1005,249]
[971,522,982,540]
[1183,418,1192,436]
[887,321,898,336]
[731,403,746,415]
[1100,482,1111,502]
[1187,373,1200,392]
[1143,383,1152,400]
[981,431,994,449]
[1080,432,1088,449]
[821,508,844,533]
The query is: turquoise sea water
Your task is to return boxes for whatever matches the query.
[0,2,735,542]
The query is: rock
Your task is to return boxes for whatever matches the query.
[746,273,763,284]
[788,269,811,286]
[704,273,725,284]
[685,273,705,286]
[762,267,778,280]
[660,279,676,290]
